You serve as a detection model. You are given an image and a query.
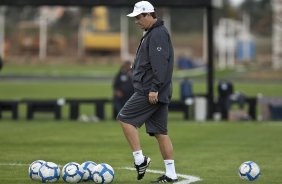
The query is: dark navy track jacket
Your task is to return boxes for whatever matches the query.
[132,19,174,104]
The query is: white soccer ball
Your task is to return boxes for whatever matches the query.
[81,161,97,181]
[28,160,46,181]
[92,163,114,184]
[38,161,60,183]
[62,162,84,183]
[238,161,260,181]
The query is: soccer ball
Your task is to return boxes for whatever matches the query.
[28,160,46,181]
[238,161,260,181]
[81,161,97,181]
[38,161,60,183]
[92,163,114,184]
[62,162,84,183]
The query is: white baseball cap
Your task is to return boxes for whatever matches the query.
[127,1,155,17]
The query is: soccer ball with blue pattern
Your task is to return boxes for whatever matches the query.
[28,160,46,181]
[38,162,60,183]
[238,161,260,181]
[62,162,84,183]
[81,161,97,181]
[92,163,114,184]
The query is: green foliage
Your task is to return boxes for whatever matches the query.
[239,0,272,35]
[0,121,282,183]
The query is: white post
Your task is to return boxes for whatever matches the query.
[0,7,6,58]
[120,10,130,61]
[217,19,227,70]
[163,8,171,35]
[77,19,85,57]
[226,20,235,68]
[272,0,282,70]
[39,17,47,60]
[242,13,252,61]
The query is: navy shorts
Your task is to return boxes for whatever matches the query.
[117,92,168,136]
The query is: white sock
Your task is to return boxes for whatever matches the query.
[164,160,177,179]
[133,150,144,165]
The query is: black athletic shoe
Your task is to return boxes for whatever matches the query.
[151,175,178,183]
[134,156,151,180]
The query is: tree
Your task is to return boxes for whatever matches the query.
[240,0,272,35]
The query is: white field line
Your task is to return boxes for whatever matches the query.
[0,163,30,166]
[0,163,201,184]
[120,167,201,184]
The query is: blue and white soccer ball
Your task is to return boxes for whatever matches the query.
[38,161,60,183]
[28,160,46,181]
[92,163,115,184]
[81,161,97,181]
[238,161,260,181]
[62,162,84,183]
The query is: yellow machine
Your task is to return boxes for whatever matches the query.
[82,6,121,52]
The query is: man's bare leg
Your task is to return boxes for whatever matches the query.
[120,121,151,180]
[120,122,141,151]
[155,134,177,180]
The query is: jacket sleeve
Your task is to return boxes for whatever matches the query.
[149,29,170,92]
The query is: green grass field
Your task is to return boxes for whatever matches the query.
[0,120,282,184]
[1,62,282,183]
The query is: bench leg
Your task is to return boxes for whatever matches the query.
[0,106,18,120]
[69,103,79,120]
[184,106,189,120]
[27,106,34,120]
[55,107,61,120]
[11,106,18,120]
[96,103,105,120]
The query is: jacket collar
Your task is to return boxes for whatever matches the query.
[143,18,164,37]
[148,18,164,31]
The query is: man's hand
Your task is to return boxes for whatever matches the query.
[148,91,158,104]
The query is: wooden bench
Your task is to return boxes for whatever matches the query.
[66,98,191,121]
[66,98,111,120]
[0,98,210,121]
[0,100,19,120]
[24,99,62,120]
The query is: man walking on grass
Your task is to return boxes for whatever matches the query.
[117,1,178,183]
